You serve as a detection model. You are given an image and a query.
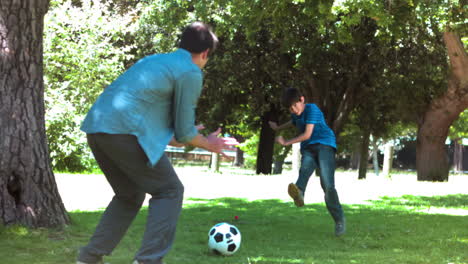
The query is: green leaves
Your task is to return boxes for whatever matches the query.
[42,0,465,172]
[44,0,139,171]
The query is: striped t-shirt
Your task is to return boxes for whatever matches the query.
[291,103,336,149]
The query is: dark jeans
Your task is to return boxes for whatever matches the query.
[78,133,184,264]
[296,144,344,223]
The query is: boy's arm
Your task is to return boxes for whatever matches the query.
[276,124,314,146]
[269,120,293,131]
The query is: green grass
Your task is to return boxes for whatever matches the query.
[1,194,467,264]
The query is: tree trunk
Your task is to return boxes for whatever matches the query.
[233,147,244,167]
[233,136,245,167]
[256,106,278,174]
[382,142,394,177]
[210,152,220,172]
[416,32,468,181]
[291,143,301,176]
[453,140,463,172]
[273,145,292,174]
[371,135,379,176]
[0,0,69,227]
[358,130,370,179]
[349,143,360,170]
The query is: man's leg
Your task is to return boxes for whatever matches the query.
[316,144,345,236]
[79,134,183,264]
[78,134,146,263]
[133,155,183,264]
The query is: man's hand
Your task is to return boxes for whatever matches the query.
[275,136,286,146]
[206,128,239,157]
[170,124,206,147]
[169,137,184,147]
[269,121,279,131]
[187,127,240,157]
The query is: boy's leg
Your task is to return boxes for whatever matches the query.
[79,134,183,264]
[295,148,317,193]
[316,144,345,235]
[289,148,317,207]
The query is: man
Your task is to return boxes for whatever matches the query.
[77,22,237,264]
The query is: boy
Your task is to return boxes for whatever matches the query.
[269,88,345,237]
[77,22,238,264]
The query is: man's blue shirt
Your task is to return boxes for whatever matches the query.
[291,104,337,150]
[81,49,202,166]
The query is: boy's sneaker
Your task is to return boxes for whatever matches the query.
[287,183,304,207]
[335,220,346,237]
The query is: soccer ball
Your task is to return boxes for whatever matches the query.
[208,222,241,256]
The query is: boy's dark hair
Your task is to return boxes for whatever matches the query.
[179,22,218,54]
[282,87,303,108]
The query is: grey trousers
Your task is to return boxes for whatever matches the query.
[78,133,184,264]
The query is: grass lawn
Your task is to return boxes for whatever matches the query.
[1,167,467,264]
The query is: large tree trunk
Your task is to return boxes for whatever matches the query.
[416,32,468,181]
[0,0,69,227]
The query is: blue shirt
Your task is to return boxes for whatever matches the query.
[291,104,337,149]
[81,49,202,166]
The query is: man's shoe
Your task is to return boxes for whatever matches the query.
[335,220,346,237]
[287,183,304,207]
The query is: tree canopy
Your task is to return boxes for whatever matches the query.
[43,0,467,178]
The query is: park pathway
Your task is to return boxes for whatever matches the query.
[56,168,468,215]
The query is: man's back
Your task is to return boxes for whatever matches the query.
[81,48,203,165]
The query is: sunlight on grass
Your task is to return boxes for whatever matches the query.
[4,225,30,236]
[3,170,468,264]
[415,207,468,215]
[367,194,468,216]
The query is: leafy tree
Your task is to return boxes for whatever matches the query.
[375,0,468,181]
[44,0,138,171]
[0,0,69,227]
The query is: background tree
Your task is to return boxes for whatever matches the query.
[0,0,69,227]
[44,0,138,172]
[42,0,466,180]
[416,30,467,181]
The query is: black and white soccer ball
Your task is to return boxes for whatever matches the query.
[208,222,241,256]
